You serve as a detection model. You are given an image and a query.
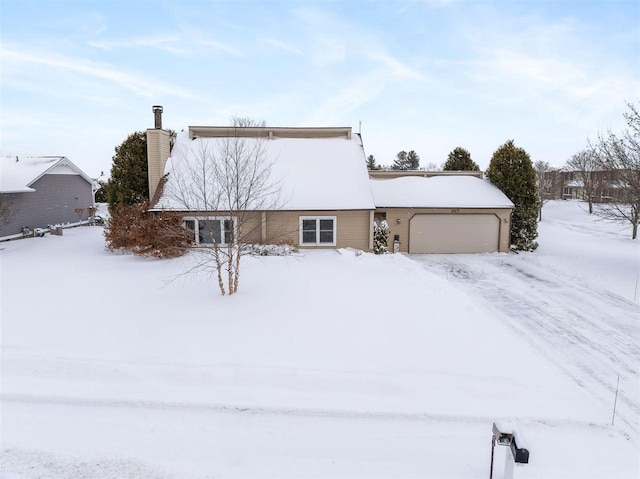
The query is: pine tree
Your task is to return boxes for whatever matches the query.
[486,140,539,251]
[106,131,149,210]
[392,151,409,170]
[94,181,108,203]
[443,147,480,171]
[407,150,420,169]
[392,150,420,170]
[373,220,389,254]
[366,154,380,170]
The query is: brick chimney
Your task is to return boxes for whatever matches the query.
[152,105,163,129]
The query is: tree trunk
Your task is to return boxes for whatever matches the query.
[227,243,235,295]
[633,223,638,240]
[588,199,593,214]
[214,246,226,295]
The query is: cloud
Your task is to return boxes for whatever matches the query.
[366,52,427,83]
[89,35,189,55]
[259,37,303,55]
[198,38,245,57]
[1,46,195,99]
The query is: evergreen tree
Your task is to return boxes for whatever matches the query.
[106,131,149,210]
[443,147,480,171]
[94,181,108,203]
[391,150,420,170]
[407,150,420,169]
[392,151,409,170]
[486,140,539,251]
[366,154,380,170]
[373,219,389,254]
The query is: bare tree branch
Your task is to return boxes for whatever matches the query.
[566,149,600,214]
[164,119,285,295]
[592,109,640,239]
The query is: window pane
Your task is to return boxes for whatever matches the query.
[319,219,334,243]
[224,219,234,244]
[319,219,333,231]
[185,220,196,242]
[212,221,222,244]
[319,230,333,243]
[199,220,214,244]
[302,219,316,244]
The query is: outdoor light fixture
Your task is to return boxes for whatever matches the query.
[396,218,401,224]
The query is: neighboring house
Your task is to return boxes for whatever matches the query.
[147,109,514,253]
[544,169,628,203]
[0,156,95,238]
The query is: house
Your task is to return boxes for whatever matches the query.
[0,156,96,238]
[543,168,628,203]
[147,108,514,253]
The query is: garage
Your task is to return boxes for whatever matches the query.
[409,214,500,253]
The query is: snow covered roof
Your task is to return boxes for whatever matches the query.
[0,156,94,193]
[370,176,514,208]
[156,130,376,211]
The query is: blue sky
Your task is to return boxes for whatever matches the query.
[1,0,638,176]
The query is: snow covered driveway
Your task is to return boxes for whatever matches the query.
[411,209,640,442]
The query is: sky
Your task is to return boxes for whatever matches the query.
[1,0,638,177]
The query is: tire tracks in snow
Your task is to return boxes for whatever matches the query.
[0,392,610,432]
[411,254,640,442]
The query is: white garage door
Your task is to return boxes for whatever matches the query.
[409,214,500,253]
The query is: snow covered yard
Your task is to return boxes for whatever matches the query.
[1,200,638,478]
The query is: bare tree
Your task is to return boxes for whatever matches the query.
[165,118,284,295]
[592,103,640,239]
[534,160,554,220]
[566,149,600,213]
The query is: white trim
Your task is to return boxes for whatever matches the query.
[27,157,95,188]
[299,215,337,246]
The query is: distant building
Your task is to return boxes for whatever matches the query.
[543,169,628,203]
[0,156,95,238]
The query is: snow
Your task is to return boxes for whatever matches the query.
[0,156,93,193]
[0,156,61,192]
[370,175,514,208]
[157,131,376,211]
[1,200,638,478]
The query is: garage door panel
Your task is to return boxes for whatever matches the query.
[410,214,499,253]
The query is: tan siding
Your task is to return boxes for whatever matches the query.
[147,129,171,202]
[377,207,512,253]
[265,210,371,250]
[238,213,263,244]
[176,210,371,250]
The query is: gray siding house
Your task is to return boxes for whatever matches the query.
[0,156,95,238]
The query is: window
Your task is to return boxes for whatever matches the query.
[300,216,336,246]
[184,217,234,245]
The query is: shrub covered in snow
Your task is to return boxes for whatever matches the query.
[243,243,298,256]
[373,220,389,254]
